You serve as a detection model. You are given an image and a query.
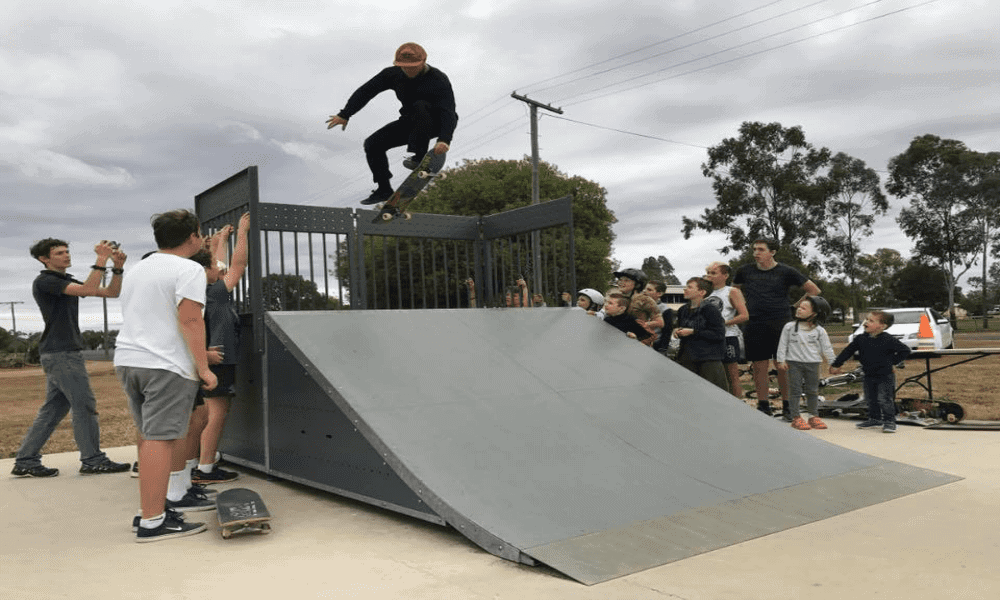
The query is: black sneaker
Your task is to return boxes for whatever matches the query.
[130,461,139,478]
[136,512,206,543]
[856,419,882,429]
[882,423,897,433]
[190,482,218,497]
[132,508,185,533]
[192,466,239,484]
[80,459,131,475]
[11,464,59,478]
[402,154,422,170]
[756,401,773,416]
[360,187,393,205]
[166,489,216,513]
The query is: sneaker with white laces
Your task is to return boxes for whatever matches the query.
[136,511,206,543]
[166,489,216,513]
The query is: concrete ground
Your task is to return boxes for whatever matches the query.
[3,417,998,600]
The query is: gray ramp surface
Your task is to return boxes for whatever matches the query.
[265,309,959,584]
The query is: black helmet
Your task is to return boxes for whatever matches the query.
[804,295,831,324]
[613,268,648,290]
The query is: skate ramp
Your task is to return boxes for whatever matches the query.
[260,308,959,584]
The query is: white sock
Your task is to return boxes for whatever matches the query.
[166,470,188,501]
[215,451,221,463]
[186,458,198,471]
[198,463,215,474]
[139,513,165,529]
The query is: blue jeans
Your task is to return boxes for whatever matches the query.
[863,374,896,424]
[15,351,108,467]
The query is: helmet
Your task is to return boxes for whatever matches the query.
[804,295,831,324]
[613,268,648,289]
[577,288,604,310]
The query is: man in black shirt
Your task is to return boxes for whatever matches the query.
[326,43,458,205]
[11,238,130,477]
[733,239,820,415]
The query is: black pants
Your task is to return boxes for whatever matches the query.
[364,100,441,186]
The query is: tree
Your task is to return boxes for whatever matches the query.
[891,260,950,310]
[888,135,981,322]
[412,157,618,292]
[640,256,680,285]
[967,151,1000,326]
[855,248,906,308]
[0,327,14,352]
[262,274,341,311]
[683,121,831,258]
[817,152,889,320]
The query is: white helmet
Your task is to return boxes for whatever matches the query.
[578,288,605,309]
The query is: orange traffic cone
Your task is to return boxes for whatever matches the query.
[917,313,934,349]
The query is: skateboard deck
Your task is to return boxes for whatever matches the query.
[217,487,271,539]
[373,150,447,223]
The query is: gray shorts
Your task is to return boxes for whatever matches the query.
[116,366,199,441]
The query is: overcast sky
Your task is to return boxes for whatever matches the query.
[2,0,997,333]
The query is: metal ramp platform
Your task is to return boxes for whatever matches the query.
[246,308,958,585]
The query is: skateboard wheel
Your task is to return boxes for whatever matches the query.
[222,529,232,539]
[261,523,272,532]
[418,171,430,179]
[381,212,394,221]
[403,211,412,220]
[437,172,447,180]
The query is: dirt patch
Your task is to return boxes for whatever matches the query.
[2,337,998,459]
[1,361,136,460]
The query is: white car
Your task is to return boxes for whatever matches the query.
[847,307,955,350]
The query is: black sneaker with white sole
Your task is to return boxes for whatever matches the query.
[132,508,186,533]
[855,419,882,429]
[136,512,206,543]
[165,489,216,513]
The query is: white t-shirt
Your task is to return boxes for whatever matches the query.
[114,252,207,381]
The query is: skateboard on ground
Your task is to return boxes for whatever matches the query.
[216,487,271,539]
[373,149,447,223]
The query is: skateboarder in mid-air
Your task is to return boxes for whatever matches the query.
[326,42,457,205]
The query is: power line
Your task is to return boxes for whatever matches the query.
[558,0,905,106]
[527,0,829,97]
[518,0,791,94]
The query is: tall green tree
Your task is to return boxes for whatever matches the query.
[416,157,618,293]
[887,135,981,321]
[855,248,906,308]
[640,256,680,285]
[817,152,889,319]
[891,260,950,311]
[967,151,1000,326]
[683,121,831,258]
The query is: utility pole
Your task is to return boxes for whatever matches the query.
[511,92,564,300]
[1,301,24,351]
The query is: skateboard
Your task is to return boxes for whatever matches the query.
[216,487,271,539]
[373,149,447,223]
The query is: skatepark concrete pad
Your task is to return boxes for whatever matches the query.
[260,308,960,584]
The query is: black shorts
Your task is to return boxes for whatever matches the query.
[722,336,740,364]
[743,319,787,362]
[200,364,237,399]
